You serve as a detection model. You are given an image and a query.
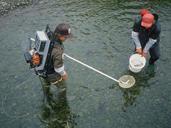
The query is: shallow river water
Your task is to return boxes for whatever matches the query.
[0,0,171,128]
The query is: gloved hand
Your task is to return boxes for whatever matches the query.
[135,48,142,55]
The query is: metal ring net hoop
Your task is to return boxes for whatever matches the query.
[118,75,135,88]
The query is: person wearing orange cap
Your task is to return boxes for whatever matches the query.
[131,11,161,65]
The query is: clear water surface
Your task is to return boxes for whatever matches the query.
[0,0,171,128]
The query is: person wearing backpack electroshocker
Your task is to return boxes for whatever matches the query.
[40,23,71,100]
[132,9,161,65]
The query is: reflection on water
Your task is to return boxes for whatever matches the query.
[39,80,76,128]
[121,65,156,111]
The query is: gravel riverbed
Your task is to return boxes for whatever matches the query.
[0,0,37,15]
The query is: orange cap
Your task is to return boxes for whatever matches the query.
[141,13,154,28]
[140,9,150,16]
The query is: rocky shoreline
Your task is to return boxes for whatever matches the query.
[0,0,35,16]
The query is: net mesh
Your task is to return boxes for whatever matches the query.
[118,75,135,88]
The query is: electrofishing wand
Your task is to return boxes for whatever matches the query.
[65,53,120,83]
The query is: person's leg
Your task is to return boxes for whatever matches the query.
[149,42,160,65]
[39,77,52,102]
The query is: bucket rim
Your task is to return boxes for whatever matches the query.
[129,54,146,69]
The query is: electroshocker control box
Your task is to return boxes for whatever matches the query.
[34,31,50,71]
[24,30,51,76]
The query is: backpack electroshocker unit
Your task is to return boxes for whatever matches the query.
[24,25,54,76]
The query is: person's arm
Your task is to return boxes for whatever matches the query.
[132,21,142,54]
[143,23,161,56]
[132,31,141,49]
[143,38,157,53]
[54,66,68,80]
[53,48,68,80]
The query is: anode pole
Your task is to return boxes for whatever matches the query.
[64,53,120,83]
